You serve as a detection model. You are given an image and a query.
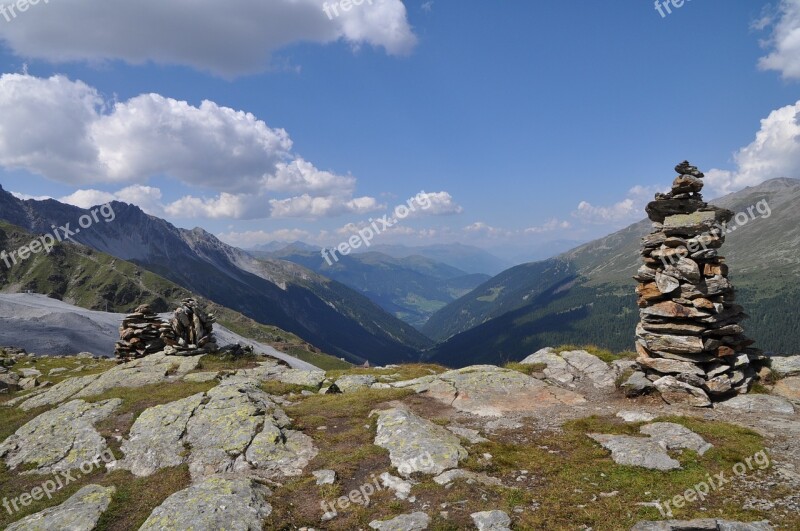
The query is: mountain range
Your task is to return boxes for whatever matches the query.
[425,178,800,367]
[0,186,431,365]
[252,244,489,328]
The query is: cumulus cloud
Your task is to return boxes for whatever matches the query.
[573,185,663,225]
[11,191,52,201]
[0,73,382,220]
[0,0,416,76]
[757,0,800,80]
[412,191,463,216]
[705,100,800,196]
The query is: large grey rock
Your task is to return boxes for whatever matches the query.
[18,368,42,378]
[373,407,467,477]
[313,469,336,485]
[116,393,206,477]
[0,399,120,474]
[335,374,377,393]
[369,512,430,530]
[17,375,100,411]
[139,475,272,531]
[640,422,712,455]
[773,376,800,402]
[17,354,201,411]
[561,350,617,388]
[471,510,512,531]
[631,519,773,530]
[621,371,655,397]
[521,348,573,384]
[715,395,795,415]
[391,365,585,417]
[275,369,326,388]
[75,353,202,398]
[637,356,705,377]
[770,355,800,377]
[0,371,21,392]
[185,377,317,480]
[521,348,616,388]
[589,433,680,471]
[4,485,115,531]
[654,376,711,407]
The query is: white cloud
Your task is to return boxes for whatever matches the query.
[0,73,382,220]
[573,185,662,225]
[463,222,512,238]
[524,218,571,234]
[11,191,52,201]
[705,100,800,196]
[0,0,416,77]
[269,194,383,218]
[412,191,463,216]
[59,189,116,209]
[758,0,800,80]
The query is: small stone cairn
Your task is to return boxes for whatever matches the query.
[115,304,166,361]
[634,161,764,401]
[160,298,218,356]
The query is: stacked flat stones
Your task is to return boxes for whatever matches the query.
[634,161,761,402]
[160,298,218,356]
[115,304,166,361]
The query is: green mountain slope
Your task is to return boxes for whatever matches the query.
[0,220,349,369]
[256,246,490,328]
[427,178,800,367]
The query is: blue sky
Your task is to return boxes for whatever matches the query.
[0,0,798,260]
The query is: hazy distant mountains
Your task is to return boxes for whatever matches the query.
[0,186,431,365]
[252,244,490,328]
[426,178,800,367]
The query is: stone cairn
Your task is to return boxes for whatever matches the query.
[160,298,218,356]
[115,304,166,361]
[634,161,763,402]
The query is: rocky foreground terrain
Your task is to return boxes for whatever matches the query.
[1,346,799,530]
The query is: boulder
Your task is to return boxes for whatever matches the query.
[654,376,711,407]
[369,512,430,531]
[4,485,115,531]
[139,476,272,531]
[471,510,512,531]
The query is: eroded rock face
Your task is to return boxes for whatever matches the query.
[4,485,115,531]
[139,475,272,531]
[0,399,120,474]
[373,407,467,477]
[390,365,585,417]
[715,395,795,415]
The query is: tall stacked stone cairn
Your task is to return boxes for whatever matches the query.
[634,161,764,403]
[115,304,166,361]
[160,298,218,356]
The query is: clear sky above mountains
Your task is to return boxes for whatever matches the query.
[0,0,797,256]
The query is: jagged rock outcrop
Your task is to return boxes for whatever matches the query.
[635,161,764,404]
